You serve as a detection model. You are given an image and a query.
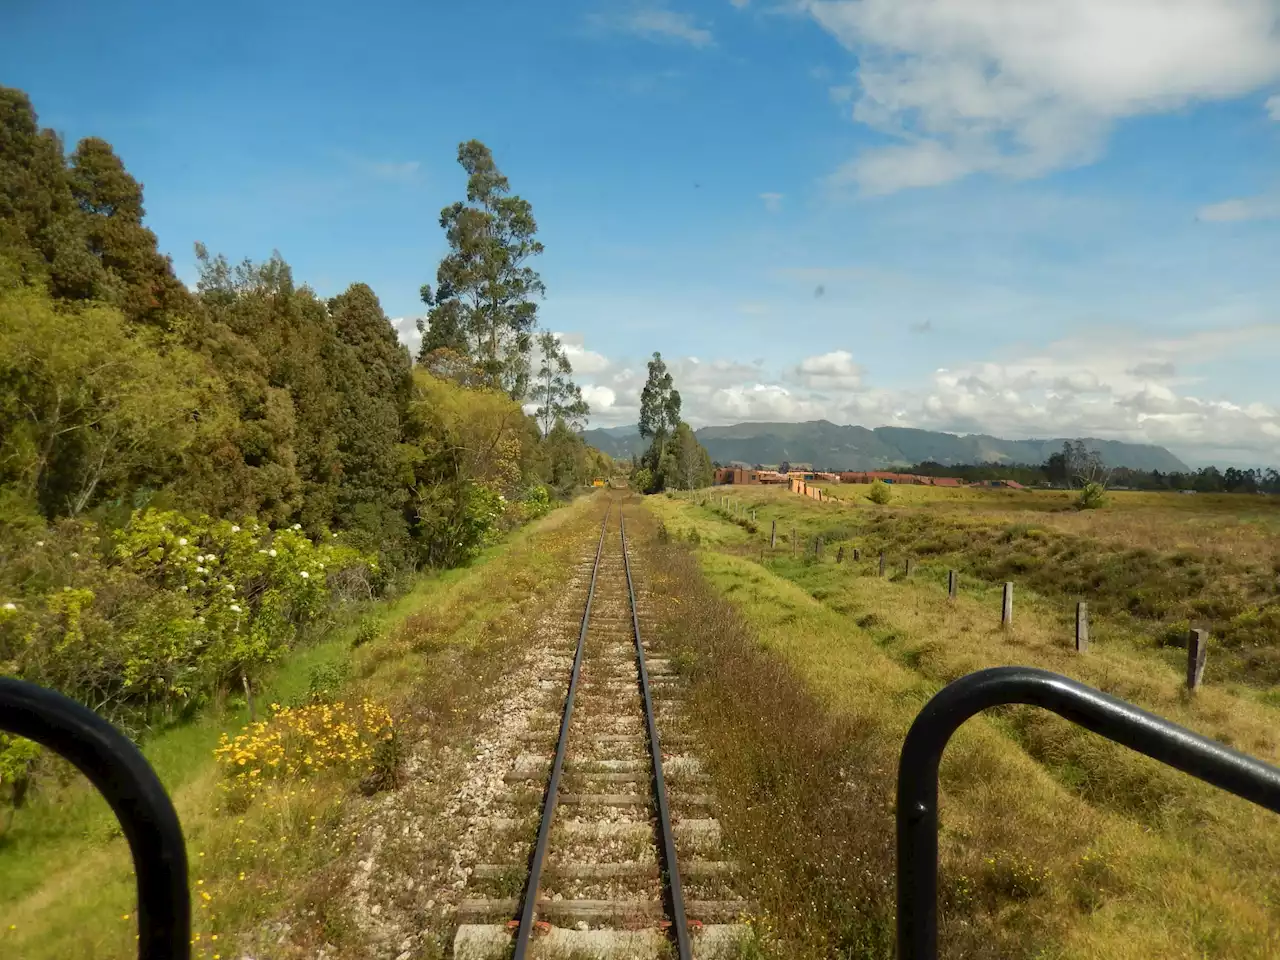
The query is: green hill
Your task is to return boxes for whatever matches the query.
[583,420,1188,472]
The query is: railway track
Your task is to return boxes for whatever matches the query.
[453,501,751,959]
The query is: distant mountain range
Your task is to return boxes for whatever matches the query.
[583,421,1189,473]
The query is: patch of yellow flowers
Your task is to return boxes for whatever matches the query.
[214,699,394,785]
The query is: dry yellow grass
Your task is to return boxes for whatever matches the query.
[649,490,1280,959]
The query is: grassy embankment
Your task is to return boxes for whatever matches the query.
[0,495,602,960]
[644,485,1280,960]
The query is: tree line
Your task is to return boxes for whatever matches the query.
[0,85,606,765]
[909,439,1280,494]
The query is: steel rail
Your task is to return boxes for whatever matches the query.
[621,510,693,960]
[512,503,612,958]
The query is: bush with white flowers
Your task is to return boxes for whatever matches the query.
[0,510,372,727]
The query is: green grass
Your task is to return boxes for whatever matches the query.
[647,490,1280,959]
[0,494,604,959]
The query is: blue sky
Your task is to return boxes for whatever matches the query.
[8,0,1280,466]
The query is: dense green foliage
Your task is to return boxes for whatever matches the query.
[0,86,609,791]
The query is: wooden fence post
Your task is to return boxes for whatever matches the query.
[853,547,861,561]
[815,536,823,559]
[1075,601,1089,652]
[792,527,797,558]
[947,569,957,601]
[836,546,845,563]
[1001,582,1013,628]
[770,519,777,549]
[904,558,914,578]
[878,552,886,577]
[1187,628,1208,690]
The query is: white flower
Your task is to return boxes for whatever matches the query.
[36,541,44,547]
[178,538,188,546]
[231,525,240,533]
[318,562,325,569]
[196,616,205,623]
[195,554,205,563]
[179,586,188,592]
[299,570,309,579]
[268,549,277,557]
[292,523,301,530]
[224,584,235,592]
[70,551,79,558]
[2,602,16,611]
[196,566,205,574]
[229,604,241,613]
[331,533,338,538]
[259,549,268,555]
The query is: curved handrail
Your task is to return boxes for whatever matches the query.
[0,677,191,960]
[896,666,1280,960]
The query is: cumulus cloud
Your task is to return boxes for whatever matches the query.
[1197,195,1280,222]
[588,4,714,47]
[809,0,1280,193]
[390,316,423,356]
[554,332,612,374]
[792,350,864,389]
[389,324,1280,463]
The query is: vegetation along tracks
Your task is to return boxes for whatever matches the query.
[453,497,752,959]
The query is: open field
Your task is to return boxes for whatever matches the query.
[648,487,1280,958]
[0,497,602,960]
[681,484,1280,687]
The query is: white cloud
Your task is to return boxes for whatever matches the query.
[581,384,618,411]
[390,316,423,356]
[792,349,864,389]
[730,0,750,8]
[809,0,1280,193]
[1197,195,1280,222]
[567,326,1280,464]
[759,191,784,212]
[554,332,612,374]
[589,4,714,47]
[1268,93,1280,120]
[738,302,771,315]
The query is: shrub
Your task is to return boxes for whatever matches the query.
[0,509,374,727]
[352,617,380,649]
[1076,482,1107,510]
[867,480,892,505]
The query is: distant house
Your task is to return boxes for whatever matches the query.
[969,479,1027,490]
[930,477,963,488]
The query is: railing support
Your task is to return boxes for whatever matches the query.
[0,678,191,960]
[896,666,1280,960]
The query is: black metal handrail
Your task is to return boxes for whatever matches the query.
[896,666,1280,960]
[0,677,191,960]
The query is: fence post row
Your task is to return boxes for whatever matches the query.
[1001,582,1013,628]
[1075,601,1089,652]
[904,558,914,578]
[836,546,845,563]
[853,547,861,561]
[770,519,777,549]
[947,570,957,601]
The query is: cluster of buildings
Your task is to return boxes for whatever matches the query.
[711,466,1026,490]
